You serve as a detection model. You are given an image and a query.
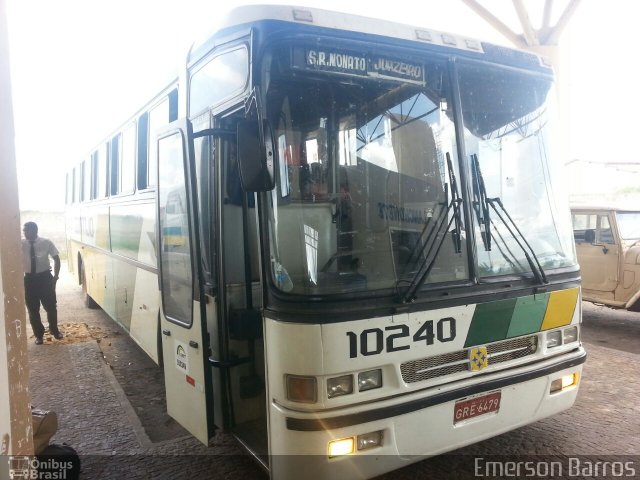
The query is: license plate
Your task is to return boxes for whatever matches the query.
[454,391,501,424]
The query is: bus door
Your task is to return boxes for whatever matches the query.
[156,120,213,444]
[214,112,268,467]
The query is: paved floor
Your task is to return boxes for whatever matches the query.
[26,273,640,479]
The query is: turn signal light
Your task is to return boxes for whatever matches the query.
[286,375,317,403]
[357,430,383,450]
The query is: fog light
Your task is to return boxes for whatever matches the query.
[357,430,383,451]
[563,326,578,344]
[328,437,355,457]
[550,373,579,393]
[546,330,562,348]
[327,375,353,398]
[358,369,382,392]
[562,373,579,388]
[286,375,317,403]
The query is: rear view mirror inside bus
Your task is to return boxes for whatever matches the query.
[237,118,276,192]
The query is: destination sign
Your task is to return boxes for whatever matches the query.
[294,47,425,85]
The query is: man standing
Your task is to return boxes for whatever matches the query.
[22,221,62,344]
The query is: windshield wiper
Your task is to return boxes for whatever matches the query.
[471,154,548,285]
[447,152,463,254]
[402,153,463,272]
[398,154,463,303]
[471,154,491,251]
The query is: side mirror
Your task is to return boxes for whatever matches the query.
[237,91,276,192]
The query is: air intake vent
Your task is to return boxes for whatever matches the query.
[400,335,538,384]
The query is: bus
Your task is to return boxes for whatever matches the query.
[64,5,586,479]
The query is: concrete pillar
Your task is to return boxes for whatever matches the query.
[0,0,34,471]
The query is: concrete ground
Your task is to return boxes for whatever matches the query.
[26,271,640,479]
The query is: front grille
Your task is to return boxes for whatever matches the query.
[400,335,538,384]
[487,336,538,364]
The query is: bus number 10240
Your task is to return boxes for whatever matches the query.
[346,317,456,358]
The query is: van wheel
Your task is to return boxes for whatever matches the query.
[80,263,100,309]
[629,300,640,312]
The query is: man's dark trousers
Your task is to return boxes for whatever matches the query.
[24,271,59,338]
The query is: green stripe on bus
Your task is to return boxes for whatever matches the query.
[507,293,549,338]
[464,298,516,347]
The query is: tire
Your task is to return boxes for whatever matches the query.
[80,262,100,309]
[629,299,640,312]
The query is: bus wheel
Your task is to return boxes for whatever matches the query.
[80,262,100,310]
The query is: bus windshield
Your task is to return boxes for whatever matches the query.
[264,50,576,296]
[459,63,576,278]
[265,55,468,295]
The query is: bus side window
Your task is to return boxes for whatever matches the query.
[137,113,148,191]
[74,166,80,203]
[121,123,136,194]
[147,99,169,188]
[65,172,72,205]
[82,158,91,202]
[110,134,120,196]
[90,144,107,200]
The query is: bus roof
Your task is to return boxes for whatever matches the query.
[190,4,548,69]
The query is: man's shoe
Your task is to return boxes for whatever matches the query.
[53,332,63,340]
[35,337,43,345]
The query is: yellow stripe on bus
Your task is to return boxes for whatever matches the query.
[540,288,579,330]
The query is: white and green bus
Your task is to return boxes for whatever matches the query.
[65,5,585,479]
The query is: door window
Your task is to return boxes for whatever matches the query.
[158,131,194,326]
[573,214,597,244]
[597,215,615,244]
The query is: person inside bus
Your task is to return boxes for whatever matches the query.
[22,221,62,344]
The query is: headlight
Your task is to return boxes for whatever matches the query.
[358,369,382,392]
[546,326,579,349]
[563,326,579,344]
[327,375,353,398]
[546,330,562,348]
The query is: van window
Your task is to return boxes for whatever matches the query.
[598,215,614,244]
[572,214,596,244]
[617,212,640,240]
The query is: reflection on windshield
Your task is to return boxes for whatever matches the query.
[617,212,640,240]
[266,62,468,295]
[459,64,576,278]
[264,53,578,296]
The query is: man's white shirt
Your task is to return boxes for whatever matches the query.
[22,237,59,274]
